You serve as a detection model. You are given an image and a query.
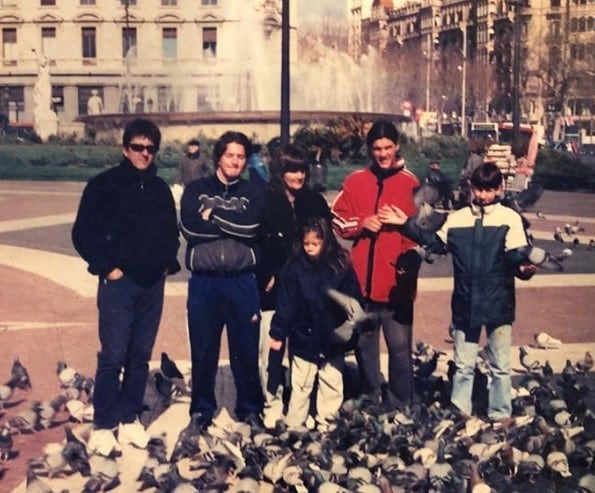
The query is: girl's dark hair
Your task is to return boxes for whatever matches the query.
[123,118,161,149]
[213,131,252,165]
[292,217,351,273]
[366,119,400,151]
[269,143,310,192]
[470,162,503,190]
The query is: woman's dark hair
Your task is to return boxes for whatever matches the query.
[470,162,503,190]
[366,119,400,151]
[123,118,161,149]
[269,143,310,192]
[292,217,351,273]
[213,131,252,165]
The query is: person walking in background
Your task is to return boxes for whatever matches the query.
[177,138,211,187]
[256,143,331,428]
[179,131,264,429]
[331,119,420,408]
[72,118,180,455]
[247,143,270,187]
[425,159,453,210]
[379,162,536,425]
[268,217,364,431]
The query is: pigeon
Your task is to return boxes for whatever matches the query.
[554,229,564,243]
[527,246,564,271]
[26,467,54,493]
[8,405,40,433]
[562,359,578,384]
[170,412,208,462]
[575,351,593,374]
[0,423,13,461]
[519,346,542,374]
[83,454,120,492]
[35,394,68,429]
[11,358,32,390]
[28,442,70,479]
[536,210,547,220]
[589,239,595,250]
[533,331,562,349]
[325,288,375,344]
[63,425,91,476]
[160,352,190,396]
[0,376,26,409]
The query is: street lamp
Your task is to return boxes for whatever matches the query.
[280,0,290,146]
[507,0,526,152]
[459,21,467,138]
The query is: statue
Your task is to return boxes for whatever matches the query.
[87,89,104,115]
[32,50,58,142]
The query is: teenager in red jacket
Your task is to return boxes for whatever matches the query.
[331,119,420,407]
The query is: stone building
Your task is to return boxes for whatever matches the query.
[352,0,594,134]
[0,0,291,137]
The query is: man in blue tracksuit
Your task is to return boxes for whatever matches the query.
[179,131,265,428]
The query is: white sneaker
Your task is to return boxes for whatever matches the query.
[118,419,149,449]
[87,428,121,457]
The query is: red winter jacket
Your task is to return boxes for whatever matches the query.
[331,164,419,303]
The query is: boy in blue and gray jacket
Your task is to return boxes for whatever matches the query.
[378,162,536,425]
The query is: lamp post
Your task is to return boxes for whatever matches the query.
[280,0,290,146]
[459,21,467,138]
[508,0,524,152]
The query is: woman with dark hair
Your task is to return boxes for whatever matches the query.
[257,143,331,428]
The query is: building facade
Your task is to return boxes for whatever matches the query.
[354,0,594,135]
[0,0,291,136]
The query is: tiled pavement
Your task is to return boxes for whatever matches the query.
[0,181,593,492]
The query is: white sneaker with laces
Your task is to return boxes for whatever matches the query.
[118,419,149,449]
[87,428,121,457]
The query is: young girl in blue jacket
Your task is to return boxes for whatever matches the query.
[268,217,364,430]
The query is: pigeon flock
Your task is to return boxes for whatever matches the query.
[0,342,590,493]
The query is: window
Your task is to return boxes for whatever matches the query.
[3,86,25,121]
[203,27,217,57]
[162,0,177,4]
[41,27,57,61]
[551,0,560,6]
[82,27,96,59]
[40,0,56,5]
[162,28,177,59]
[122,27,137,58]
[201,0,217,4]
[80,0,96,4]
[121,0,137,4]
[52,86,64,116]
[2,28,17,61]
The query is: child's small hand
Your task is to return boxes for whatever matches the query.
[378,204,408,225]
[269,338,283,351]
[520,263,537,275]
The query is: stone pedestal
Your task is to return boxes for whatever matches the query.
[34,111,58,142]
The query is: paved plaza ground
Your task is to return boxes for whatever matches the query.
[0,181,594,491]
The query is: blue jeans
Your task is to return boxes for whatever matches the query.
[451,323,512,421]
[187,272,263,421]
[94,275,165,429]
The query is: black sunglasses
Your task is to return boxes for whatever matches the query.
[128,143,159,155]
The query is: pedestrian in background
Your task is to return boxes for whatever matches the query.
[256,143,331,428]
[379,162,536,425]
[425,159,453,209]
[179,131,264,430]
[331,119,420,408]
[72,118,180,455]
[177,138,211,187]
[268,217,363,431]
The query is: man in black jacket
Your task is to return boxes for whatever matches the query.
[72,118,180,456]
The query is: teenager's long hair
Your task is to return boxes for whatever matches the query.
[292,217,351,273]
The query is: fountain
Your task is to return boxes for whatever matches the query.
[79,2,411,143]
